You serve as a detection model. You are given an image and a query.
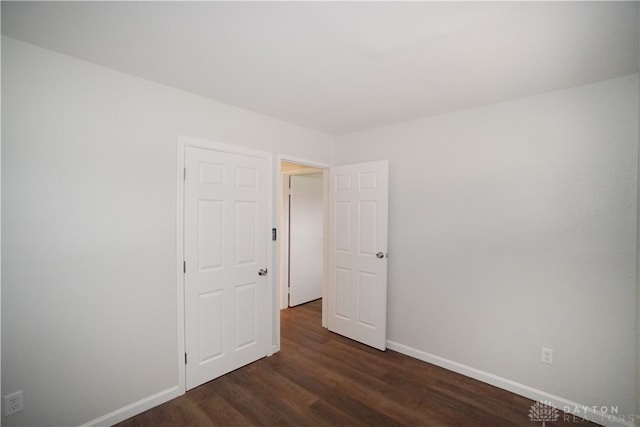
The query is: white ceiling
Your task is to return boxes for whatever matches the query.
[2,1,639,135]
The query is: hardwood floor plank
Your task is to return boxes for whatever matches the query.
[278,337,430,425]
[212,373,291,426]
[274,350,406,426]
[306,399,370,427]
[116,300,599,426]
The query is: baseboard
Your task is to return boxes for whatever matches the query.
[82,343,280,426]
[386,340,635,427]
[79,385,183,427]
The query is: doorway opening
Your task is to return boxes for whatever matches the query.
[278,160,328,328]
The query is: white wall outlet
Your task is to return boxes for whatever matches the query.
[541,347,554,365]
[4,391,24,416]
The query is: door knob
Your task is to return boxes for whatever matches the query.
[258,268,268,276]
[376,252,385,259]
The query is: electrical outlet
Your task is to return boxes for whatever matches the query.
[541,347,553,365]
[4,391,24,416]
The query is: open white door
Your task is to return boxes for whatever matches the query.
[184,146,269,390]
[328,160,389,350]
[289,173,323,306]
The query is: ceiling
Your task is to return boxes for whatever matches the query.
[2,1,639,135]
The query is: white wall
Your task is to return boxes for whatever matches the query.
[335,75,639,422]
[1,37,333,426]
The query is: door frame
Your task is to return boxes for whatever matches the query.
[276,156,330,339]
[176,135,273,393]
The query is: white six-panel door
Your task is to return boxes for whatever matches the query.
[328,160,389,350]
[184,146,268,390]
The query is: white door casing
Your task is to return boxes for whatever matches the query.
[328,160,389,350]
[183,145,269,390]
[289,173,323,306]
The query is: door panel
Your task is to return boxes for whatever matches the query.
[328,160,389,350]
[235,201,257,264]
[198,291,223,362]
[198,200,223,270]
[184,146,268,390]
[288,173,323,306]
[235,282,257,348]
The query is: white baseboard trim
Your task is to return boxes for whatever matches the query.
[386,340,635,427]
[82,343,280,427]
[79,385,183,427]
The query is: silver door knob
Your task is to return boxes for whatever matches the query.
[258,268,268,276]
[376,252,385,259]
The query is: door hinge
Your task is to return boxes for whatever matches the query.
[183,261,186,273]
[183,167,186,180]
[185,353,187,364]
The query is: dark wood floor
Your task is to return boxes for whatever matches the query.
[117,300,596,426]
